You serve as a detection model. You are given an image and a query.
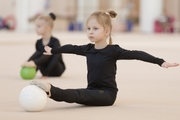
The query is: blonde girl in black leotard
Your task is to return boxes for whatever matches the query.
[30,10,178,106]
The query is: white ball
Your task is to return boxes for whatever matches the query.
[19,85,47,112]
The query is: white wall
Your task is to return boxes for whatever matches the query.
[28,0,45,18]
[0,0,15,17]
[15,0,45,32]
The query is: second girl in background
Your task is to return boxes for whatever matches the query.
[22,13,65,79]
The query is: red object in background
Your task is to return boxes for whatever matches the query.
[154,20,163,33]
[154,16,175,33]
[3,15,16,30]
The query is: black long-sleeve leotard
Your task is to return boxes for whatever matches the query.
[51,43,165,93]
[28,36,65,76]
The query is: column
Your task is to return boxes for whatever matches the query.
[76,0,99,31]
[76,0,84,23]
[15,0,29,32]
[140,0,163,33]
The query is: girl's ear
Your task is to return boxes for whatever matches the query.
[105,28,110,36]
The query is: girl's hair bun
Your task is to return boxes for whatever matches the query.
[107,10,117,18]
[49,13,56,20]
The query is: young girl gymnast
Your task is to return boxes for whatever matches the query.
[22,13,65,79]
[30,10,179,106]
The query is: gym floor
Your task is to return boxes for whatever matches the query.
[0,32,180,120]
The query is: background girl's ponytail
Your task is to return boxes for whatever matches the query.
[36,13,56,28]
[49,13,56,21]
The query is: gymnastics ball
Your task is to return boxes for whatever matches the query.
[20,67,36,80]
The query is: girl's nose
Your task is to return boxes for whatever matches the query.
[89,29,93,34]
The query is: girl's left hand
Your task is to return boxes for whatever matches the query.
[44,46,52,55]
[161,62,179,68]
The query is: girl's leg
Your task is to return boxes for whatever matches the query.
[28,51,51,65]
[48,63,65,77]
[50,85,116,106]
[30,81,116,106]
[33,54,51,65]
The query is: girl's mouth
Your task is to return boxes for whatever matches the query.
[89,36,94,39]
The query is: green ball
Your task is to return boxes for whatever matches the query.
[20,67,36,80]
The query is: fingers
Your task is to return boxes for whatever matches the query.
[43,52,52,55]
[22,61,36,68]
[44,46,51,51]
[25,61,37,68]
[44,46,49,51]
[44,46,52,55]
[167,63,178,68]
[21,61,27,67]
[170,63,179,67]
[162,62,179,68]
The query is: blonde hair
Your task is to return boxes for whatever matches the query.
[86,10,117,45]
[36,13,56,28]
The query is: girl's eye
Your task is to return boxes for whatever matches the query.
[87,28,90,30]
[94,28,98,30]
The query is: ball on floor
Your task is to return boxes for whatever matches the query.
[20,67,36,80]
[19,85,47,112]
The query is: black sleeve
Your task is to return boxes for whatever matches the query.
[28,40,41,61]
[114,45,165,66]
[28,51,42,61]
[51,44,88,56]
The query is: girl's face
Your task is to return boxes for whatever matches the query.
[86,18,109,43]
[35,19,49,35]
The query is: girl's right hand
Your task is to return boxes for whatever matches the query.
[21,61,27,67]
[21,61,37,68]
[44,46,52,55]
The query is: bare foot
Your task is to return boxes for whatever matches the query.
[29,80,51,97]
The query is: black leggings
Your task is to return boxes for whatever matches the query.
[50,85,117,106]
[28,51,65,76]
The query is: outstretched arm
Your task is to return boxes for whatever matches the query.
[44,44,90,56]
[115,45,179,67]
